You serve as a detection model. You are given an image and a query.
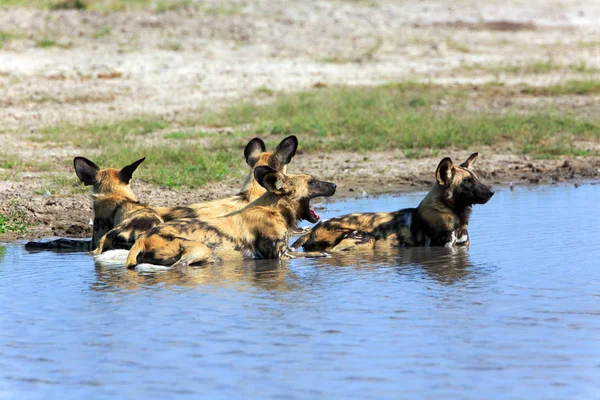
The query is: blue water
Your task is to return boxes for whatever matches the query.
[1,184,599,399]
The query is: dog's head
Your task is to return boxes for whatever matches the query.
[435,153,494,207]
[244,135,298,173]
[74,156,145,197]
[254,166,336,224]
[241,135,299,200]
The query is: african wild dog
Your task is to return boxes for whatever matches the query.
[154,135,299,222]
[76,156,163,253]
[291,153,494,252]
[125,166,337,269]
[25,157,153,252]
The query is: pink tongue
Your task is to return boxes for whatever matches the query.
[310,208,320,221]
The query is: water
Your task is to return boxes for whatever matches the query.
[1,184,599,399]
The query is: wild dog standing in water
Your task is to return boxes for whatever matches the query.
[25,157,157,252]
[291,153,494,252]
[125,166,336,269]
[155,135,298,222]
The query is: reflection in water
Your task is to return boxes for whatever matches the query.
[395,246,474,284]
[92,246,476,292]
[1,185,600,400]
[92,257,302,293]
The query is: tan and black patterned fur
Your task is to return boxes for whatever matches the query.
[125,166,336,268]
[78,156,165,254]
[291,153,494,252]
[154,136,298,222]
[25,157,152,252]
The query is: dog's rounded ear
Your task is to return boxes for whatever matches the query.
[118,157,146,184]
[244,138,266,166]
[435,157,455,186]
[254,166,288,194]
[460,152,479,169]
[73,157,100,186]
[273,135,298,166]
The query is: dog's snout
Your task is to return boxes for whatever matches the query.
[488,190,495,198]
[331,183,337,190]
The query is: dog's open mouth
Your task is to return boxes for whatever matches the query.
[309,207,320,223]
[300,199,321,223]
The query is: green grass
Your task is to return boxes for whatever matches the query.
[0,30,25,48]
[39,118,243,187]
[254,86,275,96]
[36,37,56,48]
[202,4,242,16]
[458,59,598,75]
[200,82,600,157]
[158,41,182,51]
[25,81,600,188]
[0,211,30,234]
[519,80,600,96]
[93,26,112,39]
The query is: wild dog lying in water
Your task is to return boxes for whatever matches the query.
[154,135,298,222]
[125,166,337,269]
[25,157,155,252]
[291,153,494,252]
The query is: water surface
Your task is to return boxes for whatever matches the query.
[1,184,599,399]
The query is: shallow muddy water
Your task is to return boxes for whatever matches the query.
[1,184,599,399]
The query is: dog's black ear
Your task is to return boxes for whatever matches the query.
[435,157,455,186]
[273,135,298,166]
[460,152,479,169]
[118,157,146,184]
[254,166,289,194]
[74,157,100,186]
[244,138,266,166]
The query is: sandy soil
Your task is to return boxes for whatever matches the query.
[1,0,600,240]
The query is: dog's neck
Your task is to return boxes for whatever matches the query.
[91,189,141,219]
[416,184,472,230]
[238,164,288,203]
[235,191,298,230]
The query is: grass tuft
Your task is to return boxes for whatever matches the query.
[0,211,31,234]
[519,80,600,96]
[36,37,56,48]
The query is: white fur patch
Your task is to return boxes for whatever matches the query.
[135,264,171,272]
[93,249,129,266]
[445,231,457,248]
[93,250,170,271]
[456,234,469,244]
